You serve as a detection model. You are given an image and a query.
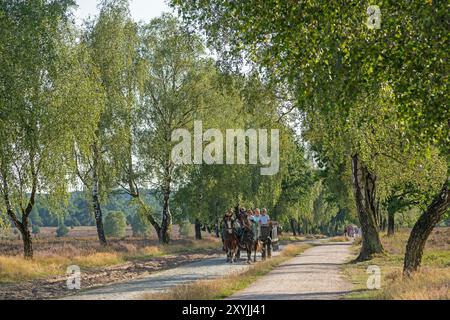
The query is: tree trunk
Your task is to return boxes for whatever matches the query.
[2,168,35,259]
[351,154,384,261]
[11,218,34,260]
[92,150,107,246]
[160,190,171,244]
[403,180,449,276]
[290,218,297,236]
[7,213,34,259]
[159,163,172,244]
[195,219,202,240]
[136,197,161,240]
[21,224,33,260]
[387,209,395,237]
[215,219,221,238]
[92,186,107,246]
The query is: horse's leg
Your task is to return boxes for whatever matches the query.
[253,242,257,262]
[262,242,266,261]
[234,241,239,263]
[247,245,252,264]
[231,246,236,264]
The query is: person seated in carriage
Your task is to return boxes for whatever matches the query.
[246,208,261,240]
[260,208,271,225]
[252,208,261,225]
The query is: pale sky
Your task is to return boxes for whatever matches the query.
[74,0,173,24]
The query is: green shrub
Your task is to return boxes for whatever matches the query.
[179,220,193,238]
[31,224,40,235]
[56,223,69,237]
[128,213,150,237]
[104,211,127,238]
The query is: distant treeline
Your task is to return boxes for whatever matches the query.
[23,191,161,228]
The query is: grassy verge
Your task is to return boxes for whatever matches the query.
[142,243,311,300]
[0,238,221,283]
[278,234,327,242]
[279,235,306,242]
[326,236,352,243]
[343,228,450,300]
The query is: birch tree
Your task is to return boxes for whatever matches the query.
[137,15,222,243]
[75,0,139,245]
[0,0,101,258]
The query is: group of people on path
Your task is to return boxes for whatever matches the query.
[344,225,361,238]
[225,207,271,226]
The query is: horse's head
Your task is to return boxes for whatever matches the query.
[223,214,234,234]
[240,213,249,225]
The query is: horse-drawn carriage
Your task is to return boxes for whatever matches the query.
[259,222,280,259]
[222,211,279,264]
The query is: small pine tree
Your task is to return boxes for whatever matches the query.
[128,213,150,237]
[32,224,40,236]
[104,211,127,238]
[56,223,69,237]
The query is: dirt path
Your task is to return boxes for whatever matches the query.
[228,242,353,300]
[62,249,283,300]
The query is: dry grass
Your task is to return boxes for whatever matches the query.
[374,268,450,300]
[72,252,125,268]
[142,244,310,300]
[328,236,352,242]
[0,237,222,283]
[344,227,450,300]
[0,256,66,282]
[0,251,127,282]
[279,235,306,242]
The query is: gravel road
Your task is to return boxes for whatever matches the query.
[62,249,282,300]
[228,242,353,300]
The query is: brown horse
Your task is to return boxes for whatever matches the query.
[222,214,238,263]
[236,211,264,263]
